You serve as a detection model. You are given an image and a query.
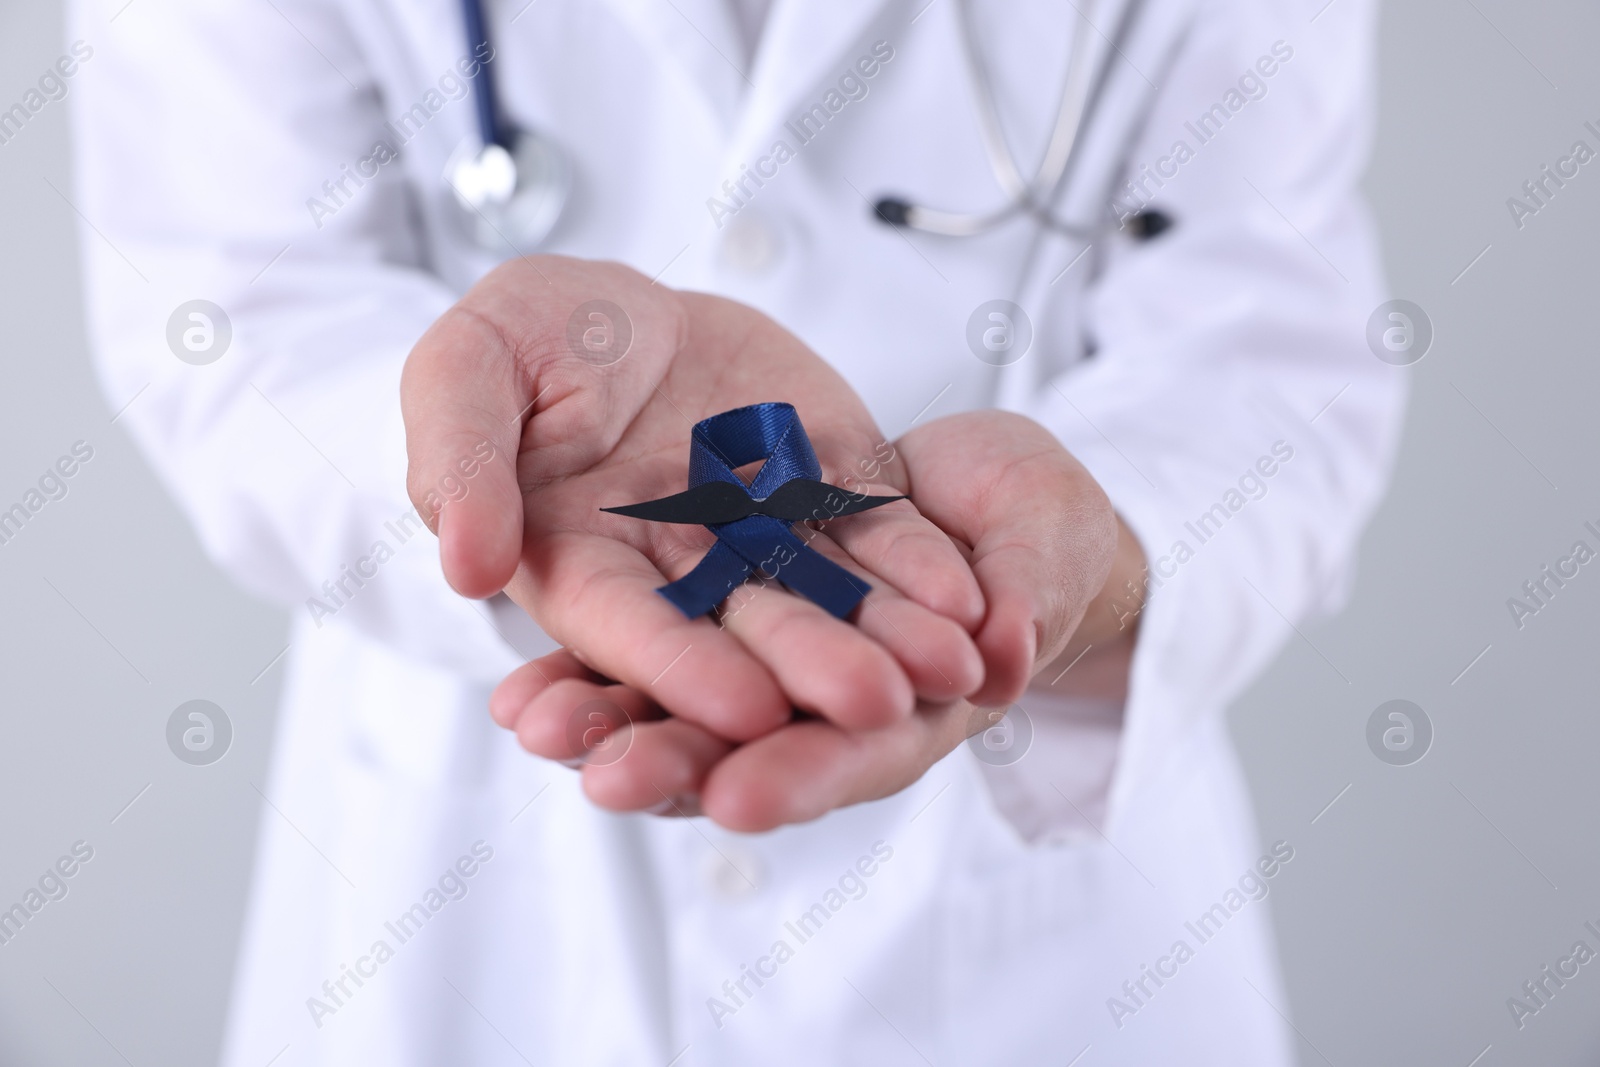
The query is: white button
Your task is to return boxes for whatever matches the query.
[719,212,783,276]
[704,847,766,897]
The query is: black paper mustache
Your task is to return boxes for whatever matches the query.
[602,478,903,526]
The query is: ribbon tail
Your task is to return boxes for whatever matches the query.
[656,540,754,619]
[724,523,871,620]
[764,541,872,619]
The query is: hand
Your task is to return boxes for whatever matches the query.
[492,410,1133,831]
[402,256,986,744]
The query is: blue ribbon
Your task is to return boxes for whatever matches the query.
[606,403,891,620]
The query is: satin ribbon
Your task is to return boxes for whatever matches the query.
[603,403,902,619]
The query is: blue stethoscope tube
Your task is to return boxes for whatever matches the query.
[449,0,573,251]
[461,0,511,150]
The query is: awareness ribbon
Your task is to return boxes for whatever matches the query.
[602,403,902,620]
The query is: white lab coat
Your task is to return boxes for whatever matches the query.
[70,0,1403,1062]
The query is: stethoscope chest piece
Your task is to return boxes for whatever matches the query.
[447,127,571,252]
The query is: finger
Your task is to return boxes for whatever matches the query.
[812,499,985,697]
[508,530,793,741]
[511,676,661,762]
[716,531,983,724]
[716,572,912,729]
[488,648,595,729]
[896,412,1118,705]
[814,488,986,633]
[404,257,691,600]
[582,718,734,813]
[805,527,982,701]
[967,526,1107,705]
[508,673,737,813]
[402,305,530,599]
[700,702,973,833]
[854,588,983,705]
[968,556,1043,707]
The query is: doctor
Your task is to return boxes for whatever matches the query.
[71,0,1403,1064]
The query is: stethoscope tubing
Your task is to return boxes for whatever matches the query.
[910,0,1150,241]
[461,0,511,149]
[455,0,1170,252]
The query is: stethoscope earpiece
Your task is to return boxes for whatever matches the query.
[1123,209,1174,241]
[872,198,913,227]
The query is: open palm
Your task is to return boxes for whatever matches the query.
[402,257,985,745]
[491,409,1124,830]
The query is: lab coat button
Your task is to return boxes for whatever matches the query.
[705,847,766,897]
[719,213,783,276]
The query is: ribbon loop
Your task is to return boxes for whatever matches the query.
[602,402,902,620]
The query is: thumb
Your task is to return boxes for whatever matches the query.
[896,412,1118,705]
[401,304,528,599]
[967,545,1053,706]
[968,507,1114,706]
[401,256,689,600]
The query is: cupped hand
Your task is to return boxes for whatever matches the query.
[402,256,985,743]
[492,409,1131,830]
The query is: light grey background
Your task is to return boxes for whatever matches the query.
[1,1,1597,1064]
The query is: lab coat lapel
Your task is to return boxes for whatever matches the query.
[729,0,901,154]
[595,0,749,131]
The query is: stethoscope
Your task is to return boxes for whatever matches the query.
[447,0,571,252]
[448,0,1168,254]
